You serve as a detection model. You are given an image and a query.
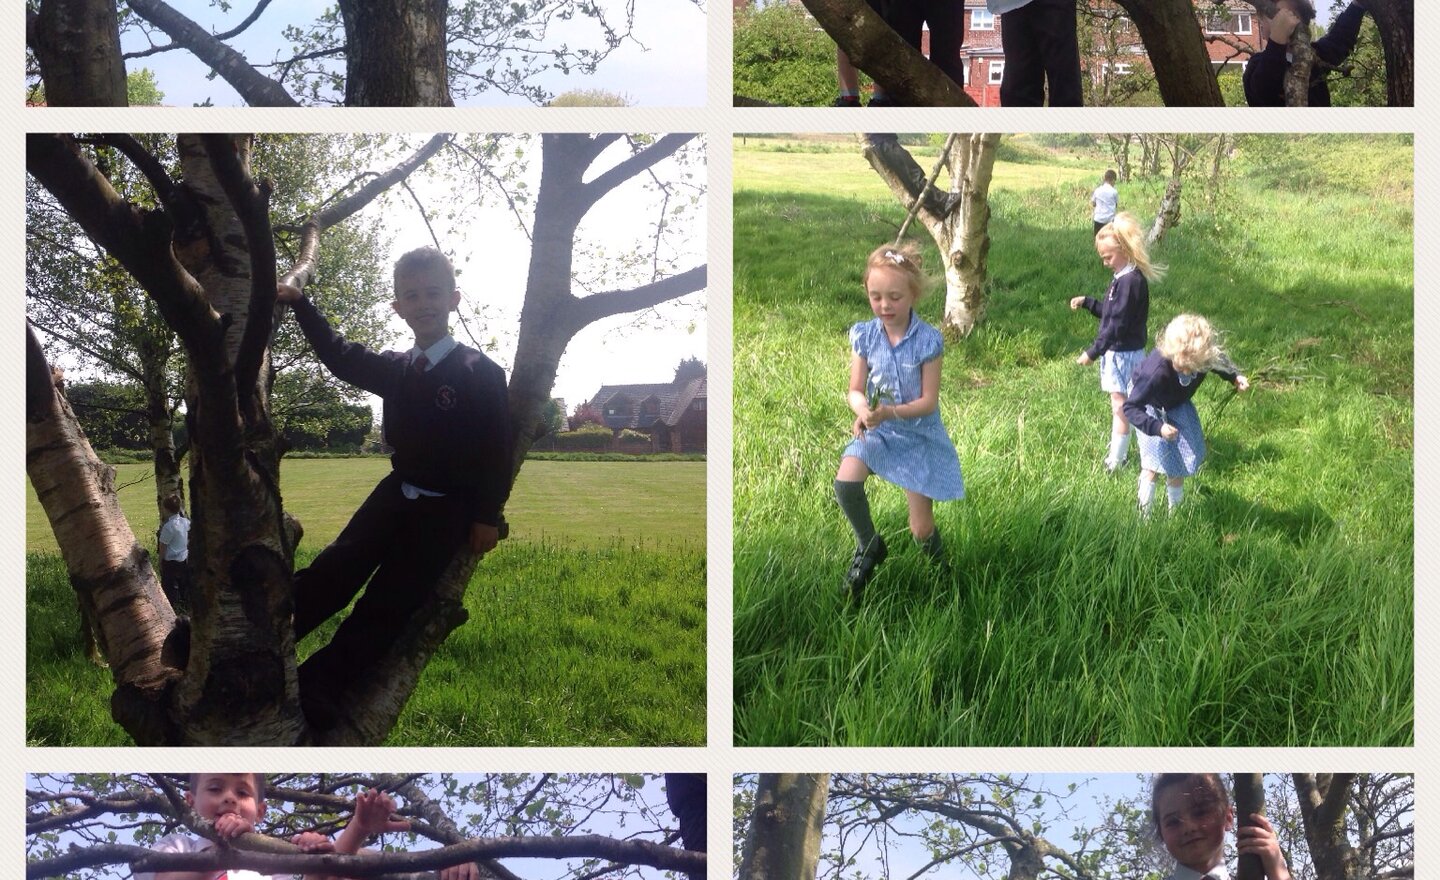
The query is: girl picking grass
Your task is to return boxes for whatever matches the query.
[1069,212,1160,473]
[1125,314,1251,515]
[834,243,964,600]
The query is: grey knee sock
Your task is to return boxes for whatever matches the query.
[834,480,876,549]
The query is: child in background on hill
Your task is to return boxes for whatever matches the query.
[835,242,965,599]
[158,494,192,611]
[1124,315,1250,515]
[132,774,412,880]
[1090,169,1119,235]
[1151,773,1293,880]
[276,247,512,727]
[988,0,1083,106]
[1068,212,1158,474]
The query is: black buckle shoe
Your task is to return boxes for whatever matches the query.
[833,95,861,107]
[843,535,887,601]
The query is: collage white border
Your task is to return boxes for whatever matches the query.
[9,2,1434,877]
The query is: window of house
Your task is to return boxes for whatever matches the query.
[1206,12,1251,33]
[971,9,995,30]
[1112,62,1132,75]
[988,60,1004,85]
[691,399,705,411]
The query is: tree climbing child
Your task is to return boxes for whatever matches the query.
[133,774,410,880]
[1244,0,1369,107]
[1124,314,1250,515]
[1068,212,1157,473]
[988,0,1084,106]
[158,494,192,611]
[1090,169,1119,236]
[835,242,965,600]
[887,2,966,99]
[1151,773,1293,880]
[276,246,511,727]
[834,0,887,106]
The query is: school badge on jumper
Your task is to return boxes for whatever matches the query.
[435,385,457,410]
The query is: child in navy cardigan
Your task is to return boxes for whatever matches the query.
[276,247,511,727]
[1069,212,1159,473]
[1124,315,1250,515]
[1244,0,1369,107]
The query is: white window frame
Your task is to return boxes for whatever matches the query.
[988,60,1005,85]
[1205,11,1251,34]
[971,9,995,31]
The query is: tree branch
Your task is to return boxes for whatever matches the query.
[572,266,707,326]
[123,0,277,59]
[580,134,696,213]
[123,0,300,106]
[799,0,975,106]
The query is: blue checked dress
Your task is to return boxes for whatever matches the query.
[842,313,965,500]
[1124,350,1240,478]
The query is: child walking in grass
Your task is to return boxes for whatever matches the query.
[1069,212,1158,473]
[834,242,964,599]
[1124,314,1250,515]
[1151,773,1292,880]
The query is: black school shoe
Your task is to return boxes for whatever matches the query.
[833,95,861,107]
[843,535,888,602]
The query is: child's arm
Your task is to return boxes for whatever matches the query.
[1236,813,1293,880]
[276,283,401,398]
[1243,19,1293,107]
[1313,2,1367,66]
[460,355,514,553]
[865,357,941,427]
[323,789,411,880]
[847,353,872,437]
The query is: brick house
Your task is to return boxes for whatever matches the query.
[743,0,1262,106]
[588,374,708,453]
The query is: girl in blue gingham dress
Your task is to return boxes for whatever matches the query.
[1068,212,1160,473]
[1124,314,1251,515]
[833,243,964,599]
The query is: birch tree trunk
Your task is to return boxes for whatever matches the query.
[798,0,975,106]
[738,774,829,880]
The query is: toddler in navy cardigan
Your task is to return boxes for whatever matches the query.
[276,247,511,728]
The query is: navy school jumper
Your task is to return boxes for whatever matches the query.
[1243,2,1366,107]
[289,296,511,691]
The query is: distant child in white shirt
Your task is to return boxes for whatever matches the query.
[1091,169,1119,234]
[158,495,192,610]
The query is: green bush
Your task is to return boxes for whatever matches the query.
[734,4,848,107]
[555,425,613,451]
[525,452,706,463]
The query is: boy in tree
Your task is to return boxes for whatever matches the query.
[276,247,512,727]
[133,774,409,880]
[1244,0,1369,106]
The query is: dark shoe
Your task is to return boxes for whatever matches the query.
[866,93,900,107]
[833,95,861,107]
[843,535,887,601]
[919,529,953,582]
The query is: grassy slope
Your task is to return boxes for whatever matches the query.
[27,460,705,746]
[732,135,1413,747]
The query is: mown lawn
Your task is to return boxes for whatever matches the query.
[732,134,1413,747]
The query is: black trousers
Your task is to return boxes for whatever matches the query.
[1000,0,1083,107]
[160,559,191,610]
[294,472,470,691]
[665,773,707,880]
[887,1,966,88]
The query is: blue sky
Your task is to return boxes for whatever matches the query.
[120,0,706,107]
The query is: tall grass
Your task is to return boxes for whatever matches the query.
[732,136,1412,747]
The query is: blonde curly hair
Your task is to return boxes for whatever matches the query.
[1156,314,1231,374]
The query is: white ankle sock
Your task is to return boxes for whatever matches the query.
[1166,484,1184,509]
[1138,478,1157,511]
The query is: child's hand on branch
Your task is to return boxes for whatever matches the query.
[212,813,256,840]
[276,282,303,304]
[1235,374,1251,392]
[1236,814,1292,880]
[1271,7,1300,43]
[1076,352,1093,366]
[470,523,500,556]
[351,790,410,838]
[1068,296,1086,310]
[292,832,335,853]
[1160,423,1180,442]
[440,863,482,880]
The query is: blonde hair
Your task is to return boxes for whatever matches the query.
[1096,212,1165,282]
[862,242,929,301]
[1157,314,1231,374]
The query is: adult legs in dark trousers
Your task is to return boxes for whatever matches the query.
[664,774,707,880]
[1000,0,1083,106]
[888,1,966,88]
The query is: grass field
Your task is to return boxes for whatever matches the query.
[732,135,1413,747]
[27,459,705,746]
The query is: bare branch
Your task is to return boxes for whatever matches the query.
[124,0,300,106]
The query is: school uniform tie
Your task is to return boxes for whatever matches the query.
[410,352,430,376]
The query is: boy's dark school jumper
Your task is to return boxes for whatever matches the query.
[289,296,512,698]
[1123,351,1238,436]
[1243,2,1366,107]
[1079,271,1148,360]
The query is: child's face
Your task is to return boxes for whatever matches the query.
[1096,239,1128,272]
[187,773,264,825]
[866,266,916,329]
[392,266,461,346]
[1156,783,1230,872]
